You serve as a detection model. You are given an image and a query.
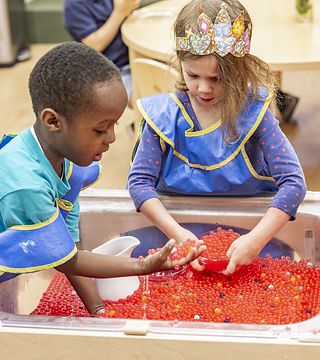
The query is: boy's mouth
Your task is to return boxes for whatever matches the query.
[94,153,103,161]
[94,146,109,161]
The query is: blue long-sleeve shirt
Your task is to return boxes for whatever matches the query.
[128,91,306,219]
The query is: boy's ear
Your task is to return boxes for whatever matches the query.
[40,108,65,132]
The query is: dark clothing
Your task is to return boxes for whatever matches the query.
[64,0,129,69]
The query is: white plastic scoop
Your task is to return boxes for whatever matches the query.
[92,236,141,301]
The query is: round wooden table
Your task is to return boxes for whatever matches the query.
[122,0,320,71]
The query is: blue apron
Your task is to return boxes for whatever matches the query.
[136,91,278,196]
[0,134,101,282]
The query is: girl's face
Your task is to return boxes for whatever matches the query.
[181,55,222,108]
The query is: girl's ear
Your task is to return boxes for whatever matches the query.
[40,108,65,132]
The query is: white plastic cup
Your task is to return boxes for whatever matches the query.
[92,236,141,301]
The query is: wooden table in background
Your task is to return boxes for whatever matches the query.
[122,0,320,71]
[122,0,320,129]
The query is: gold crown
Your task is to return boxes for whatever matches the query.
[176,2,251,57]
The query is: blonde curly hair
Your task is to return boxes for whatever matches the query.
[174,0,278,141]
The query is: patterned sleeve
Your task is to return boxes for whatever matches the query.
[249,108,307,219]
[128,122,164,210]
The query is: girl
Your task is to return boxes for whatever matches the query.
[128,0,306,274]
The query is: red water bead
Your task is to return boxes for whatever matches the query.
[32,229,320,326]
[197,228,239,272]
[200,228,239,261]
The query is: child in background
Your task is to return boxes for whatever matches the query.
[128,0,306,274]
[64,0,141,102]
[0,42,205,315]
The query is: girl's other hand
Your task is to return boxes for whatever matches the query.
[143,239,206,273]
[222,233,261,275]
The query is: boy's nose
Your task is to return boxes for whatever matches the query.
[105,128,116,145]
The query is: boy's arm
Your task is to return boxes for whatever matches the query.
[56,239,205,277]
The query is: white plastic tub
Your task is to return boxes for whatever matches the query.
[1,189,320,359]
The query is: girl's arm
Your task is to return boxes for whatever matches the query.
[140,198,199,245]
[128,122,163,209]
[223,207,290,274]
[224,109,306,274]
[249,108,306,219]
[128,123,198,245]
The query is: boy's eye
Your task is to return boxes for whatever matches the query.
[95,129,107,135]
[95,121,118,134]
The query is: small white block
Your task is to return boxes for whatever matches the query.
[123,320,149,336]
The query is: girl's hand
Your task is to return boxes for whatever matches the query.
[114,0,140,19]
[222,233,262,275]
[169,226,204,271]
[142,239,206,273]
[169,226,199,247]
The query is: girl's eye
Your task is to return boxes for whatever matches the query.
[187,73,197,78]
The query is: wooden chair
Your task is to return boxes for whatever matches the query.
[131,58,180,99]
[130,58,180,136]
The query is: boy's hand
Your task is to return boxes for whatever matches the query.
[114,0,140,18]
[142,239,206,274]
[222,233,261,275]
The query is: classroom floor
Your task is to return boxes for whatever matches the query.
[1,44,320,191]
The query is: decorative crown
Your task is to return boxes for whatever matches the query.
[176,2,251,57]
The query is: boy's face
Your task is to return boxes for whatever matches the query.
[58,80,127,167]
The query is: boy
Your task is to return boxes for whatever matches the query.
[0,42,204,314]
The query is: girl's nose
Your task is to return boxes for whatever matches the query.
[198,80,212,94]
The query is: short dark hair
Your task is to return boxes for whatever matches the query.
[29,41,121,120]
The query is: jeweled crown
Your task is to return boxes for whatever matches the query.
[176,2,251,57]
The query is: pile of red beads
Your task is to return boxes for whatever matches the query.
[201,227,239,261]
[32,228,320,325]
